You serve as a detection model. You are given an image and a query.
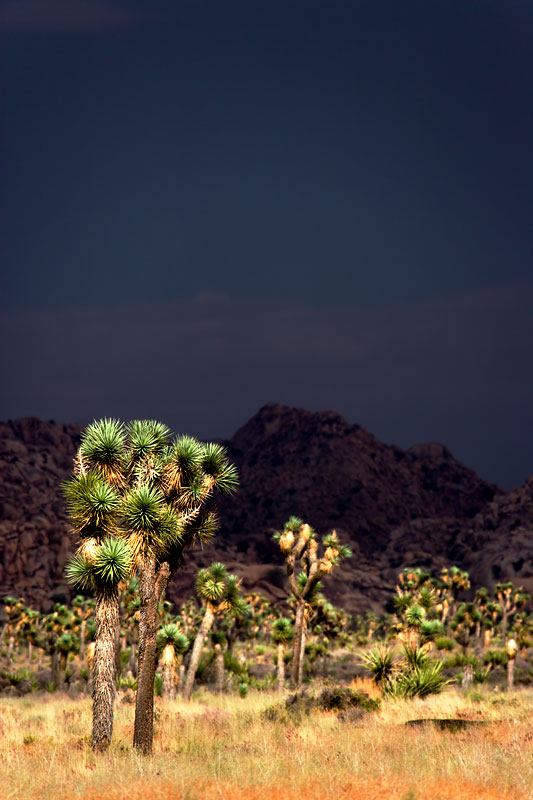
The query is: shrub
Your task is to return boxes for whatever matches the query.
[263,687,380,723]
[434,637,455,651]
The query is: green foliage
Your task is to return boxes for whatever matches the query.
[238,682,249,698]
[434,636,455,651]
[384,660,451,699]
[156,624,189,656]
[272,617,294,646]
[483,649,508,667]
[362,643,451,699]
[263,687,380,723]
[63,473,121,538]
[94,538,132,586]
[79,418,126,472]
[360,645,397,684]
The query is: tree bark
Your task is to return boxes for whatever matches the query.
[183,606,215,700]
[161,644,177,700]
[133,558,170,755]
[290,602,305,688]
[92,587,120,752]
[277,643,285,692]
[507,658,515,692]
[297,618,306,687]
[128,642,137,677]
[214,643,224,693]
[51,650,61,689]
[177,663,185,693]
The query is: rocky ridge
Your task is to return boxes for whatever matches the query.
[0,405,531,615]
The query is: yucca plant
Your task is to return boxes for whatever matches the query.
[360,644,398,685]
[183,563,249,700]
[156,623,189,698]
[361,643,450,699]
[272,618,294,692]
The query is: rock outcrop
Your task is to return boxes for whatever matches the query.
[0,405,531,615]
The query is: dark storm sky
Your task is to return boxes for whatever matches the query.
[1,0,532,489]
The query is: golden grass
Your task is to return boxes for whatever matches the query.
[0,688,532,800]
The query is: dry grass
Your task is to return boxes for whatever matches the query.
[1,688,532,800]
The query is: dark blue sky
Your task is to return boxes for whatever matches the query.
[1,0,532,488]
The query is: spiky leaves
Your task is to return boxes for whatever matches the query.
[78,418,126,483]
[66,537,132,596]
[196,562,227,604]
[156,624,189,657]
[200,443,239,494]
[63,473,121,540]
[195,563,249,616]
[272,618,294,646]
[121,485,182,561]
[183,563,249,701]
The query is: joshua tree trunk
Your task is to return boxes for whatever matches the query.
[507,658,515,692]
[114,617,121,682]
[28,641,33,662]
[8,635,15,660]
[92,587,120,752]
[128,642,137,677]
[276,643,285,692]
[291,603,305,688]
[177,663,185,693]
[183,605,215,701]
[80,619,86,658]
[214,643,224,693]
[59,652,68,690]
[160,644,177,700]
[133,557,170,755]
[297,619,306,687]
[501,609,509,642]
[51,650,61,688]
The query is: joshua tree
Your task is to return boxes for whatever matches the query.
[438,567,470,627]
[275,517,352,688]
[271,617,293,692]
[451,602,482,653]
[55,630,81,689]
[3,597,25,661]
[183,563,249,700]
[506,638,518,691]
[156,623,189,699]
[210,630,227,693]
[65,417,237,754]
[66,536,132,750]
[494,582,530,641]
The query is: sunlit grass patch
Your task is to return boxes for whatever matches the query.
[1,688,532,800]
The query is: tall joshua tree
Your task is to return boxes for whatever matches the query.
[275,517,352,688]
[271,618,293,692]
[183,563,249,700]
[66,417,238,754]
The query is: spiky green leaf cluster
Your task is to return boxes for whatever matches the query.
[66,537,131,591]
[63,473,121,538]
[79,418,126,475]
[272,617,294,645]
[156,624,189,655]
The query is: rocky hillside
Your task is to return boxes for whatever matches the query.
[0,405,531,615]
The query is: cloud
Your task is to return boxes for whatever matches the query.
[0,0,142,31]
[1,284,532,487]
